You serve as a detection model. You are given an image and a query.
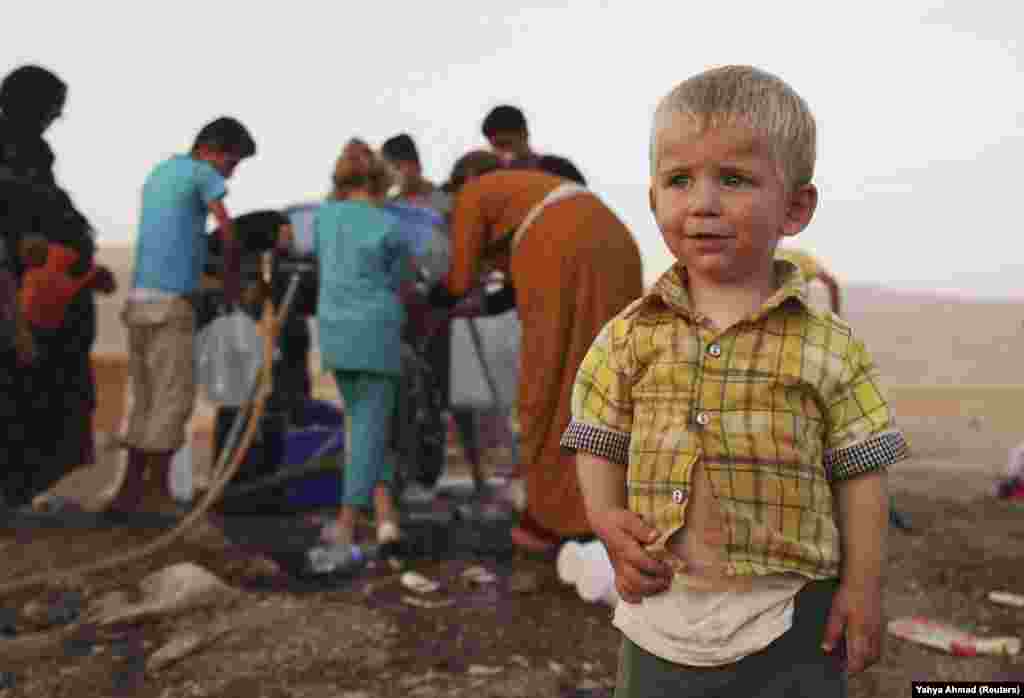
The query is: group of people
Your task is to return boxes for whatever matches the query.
[1,58,903,695]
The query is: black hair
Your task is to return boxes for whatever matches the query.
[0,65,66,127]
[381,133,420,165]
[537,155,586,185]
[442,150,504,194]
[192,117,257,158]
[482,105,528,138]
[209,209,288,255]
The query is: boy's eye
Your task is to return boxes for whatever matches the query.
[667,174,690,187]
[721,173,750,187]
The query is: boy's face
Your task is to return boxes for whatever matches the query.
[343,141,373,167]
[207,151,243,179]
[487,129,530,164]
[384,158,419,190]
[650,118,816,286]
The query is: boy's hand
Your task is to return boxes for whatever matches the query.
[90,266,117,294]
[275,223,294,252]
[449,292,484,319]
[242,280,271,307]
[589,507,674,604]
[14,322,36,365]
[822,581,884,674]
[17,236,48,268]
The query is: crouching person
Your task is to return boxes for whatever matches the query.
[112,117,254,514]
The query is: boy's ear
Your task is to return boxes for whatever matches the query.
[648,185,657,217]
[781,183,818,238]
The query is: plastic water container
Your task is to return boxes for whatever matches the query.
[562,540,620,607]
[305,543,369,576]
[169,445,193,502]
[196,311,264,406]
[557,540,584,585]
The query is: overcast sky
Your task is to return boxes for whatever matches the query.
[8,1,1022,298]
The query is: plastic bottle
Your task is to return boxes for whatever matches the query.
[305,543,373,576]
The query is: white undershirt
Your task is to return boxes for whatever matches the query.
[613,572,808,666]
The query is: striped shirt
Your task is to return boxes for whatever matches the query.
[562,260,908,579]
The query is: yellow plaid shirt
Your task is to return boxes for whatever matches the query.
[775,247,823,281]
[562,261,909,579]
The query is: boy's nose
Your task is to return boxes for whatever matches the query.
[689,179,721,215]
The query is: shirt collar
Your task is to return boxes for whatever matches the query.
[632,258,815,324]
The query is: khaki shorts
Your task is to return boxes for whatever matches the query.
[120,296,196,453]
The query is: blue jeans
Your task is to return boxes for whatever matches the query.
[333,370,398,509]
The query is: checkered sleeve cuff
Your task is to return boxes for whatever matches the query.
[824,429,909,481]
[560,419,630,466]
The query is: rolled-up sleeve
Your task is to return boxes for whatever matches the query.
[560,319,635,465]
[822,337,910,481]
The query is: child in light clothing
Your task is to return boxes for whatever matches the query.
[313,145,411,557]
[561,65,908,696]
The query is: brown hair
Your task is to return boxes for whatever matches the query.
[331,139,393,200]
[443,150,503,194]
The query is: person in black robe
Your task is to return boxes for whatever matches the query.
[0,65,115,509]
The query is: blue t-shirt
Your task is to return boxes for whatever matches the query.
[132,155,226,294]
[314,201,411,376]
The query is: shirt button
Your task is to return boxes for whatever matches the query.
[696,412,711,426]
[707,343,722,357]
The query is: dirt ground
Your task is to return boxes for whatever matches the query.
[2,442,1023,698]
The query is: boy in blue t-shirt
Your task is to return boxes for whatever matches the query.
[112,117,255,515]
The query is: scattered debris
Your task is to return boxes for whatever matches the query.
[462,566,498,585]
[467,664,504,676]
[889,506,913,531]
[400,595,454,610]
[988,591,1024,608]
[888,616,1021,657]
[0,671,16,690]
[0,607,17,638]
[509,654,530,668]
[47,591,82,626]
[62,624,99,658]
[508,570,540,594]
[399,671,442,687]
[400,571,441,594]
[549,660,565,674]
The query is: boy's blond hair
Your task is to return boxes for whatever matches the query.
[332,142,393,200]
[650,65,816,190]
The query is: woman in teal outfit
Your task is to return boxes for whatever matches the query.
[313,145,414,557]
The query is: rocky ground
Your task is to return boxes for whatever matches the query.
[2,452,1023,698]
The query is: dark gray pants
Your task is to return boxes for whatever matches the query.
[614,578,846,698]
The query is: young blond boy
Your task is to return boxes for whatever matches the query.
[561,66,908,696]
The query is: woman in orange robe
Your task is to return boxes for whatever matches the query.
[430,151,644,552]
